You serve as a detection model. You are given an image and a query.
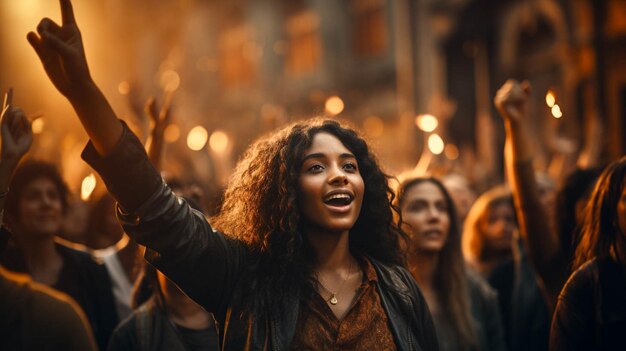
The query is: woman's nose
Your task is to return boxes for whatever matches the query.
[328,168,348,185]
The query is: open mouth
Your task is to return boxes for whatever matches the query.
[323,192,354,207]
[422,229,443,238]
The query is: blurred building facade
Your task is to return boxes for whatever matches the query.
[1,0,624,195]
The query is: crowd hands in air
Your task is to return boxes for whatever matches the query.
[1,0,624,350]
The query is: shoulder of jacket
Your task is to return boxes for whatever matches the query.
[369,257,414,295]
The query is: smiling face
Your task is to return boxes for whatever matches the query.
[297,132,365,234]
[16,177,64,239]
[401,181,451,254]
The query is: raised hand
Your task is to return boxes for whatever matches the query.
[145,93,173,168]
[1,89,33,166]
[27,0,92,99]
[494,79,531,123]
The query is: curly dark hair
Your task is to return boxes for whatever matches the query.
[211,118,406,312]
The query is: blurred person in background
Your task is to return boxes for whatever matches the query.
[397,176,506,351]
[441,172,477,225]
[0,89,96,350]
[108,196,219,351]
[463,185,550,351]
[463,186,516,278]
[0,93,118,350]
[88,192,140,321]
[550,156,626,350]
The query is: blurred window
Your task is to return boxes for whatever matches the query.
[285,10,322,76]
[218,24,257,87]
[352,0,388,57]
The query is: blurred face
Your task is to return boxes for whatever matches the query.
[401,181,450,254]
[480,201,516,254]
[298,132,365,234]
[17,177,64,239]
[442,177,476,221]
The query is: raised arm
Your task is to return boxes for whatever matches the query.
[494,80,568,311]
[0,89,33,212]
[28,1,247,317]
[27,0,122,156]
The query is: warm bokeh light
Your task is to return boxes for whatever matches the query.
[363,116,384,137]
[187,126,208,151]
[416,114,438,132]
[545,90,556,107]
[551,104,563,118]
[164,124,180,143]
[444,144,459,160]
[118,81,130,95]
[209,130,229,153]
[81,174,97,201]
[31,117,44,134]
[161,70,181,92]
[325,96,344,116]
[428,133,445,155]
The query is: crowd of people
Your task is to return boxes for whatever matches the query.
[1,1,625,350]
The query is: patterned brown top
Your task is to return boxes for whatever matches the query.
[290,257,397,350]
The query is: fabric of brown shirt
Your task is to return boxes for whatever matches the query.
[291,257,397,350]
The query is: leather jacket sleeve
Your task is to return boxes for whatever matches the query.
[549,261,596,351]
[82,121,248,318]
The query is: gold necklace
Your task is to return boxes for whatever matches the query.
[316,260,352,305]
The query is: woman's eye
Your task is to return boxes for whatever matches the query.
[343,162,357,172]
[308,164,324,172]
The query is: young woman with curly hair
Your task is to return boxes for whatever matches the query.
[396,177,506,351]
[28,1,438,349]
[551,156,626,350]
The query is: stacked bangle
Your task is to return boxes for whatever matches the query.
[0,189,8,199]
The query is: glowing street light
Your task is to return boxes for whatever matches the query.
[551,104,563,119]
[545,90,556,108]
[428,133,445,155]
[209,130,229,153]
[81,174,97,201]
[187,126,208,151]
[325,96,344,116]
[31,117,44,134]
[416,114,438,132]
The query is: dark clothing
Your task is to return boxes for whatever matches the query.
[291,257,397,350]
[467,270,507,351]
[0,238,119,351]
[0,267,97,351]
[431,270,506,351]
[487,250,550,351]
[550,257,626,351]
[83,121,439,351]
[108,297,219,351]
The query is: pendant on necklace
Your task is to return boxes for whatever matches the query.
[329,294,338,305]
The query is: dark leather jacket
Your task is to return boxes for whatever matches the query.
[83,123,438,351]
[550,257,626,350]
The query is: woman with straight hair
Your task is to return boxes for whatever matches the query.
[397,176,506,351]
[551,156,626,350]
[27,1,438,349]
